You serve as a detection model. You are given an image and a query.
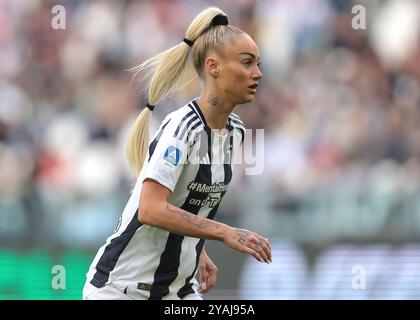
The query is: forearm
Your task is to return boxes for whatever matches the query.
[139,201,229,241]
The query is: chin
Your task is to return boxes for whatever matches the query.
[243,95,255,103]
[233,95,254,105]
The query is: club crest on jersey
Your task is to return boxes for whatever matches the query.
[163,146,182,166]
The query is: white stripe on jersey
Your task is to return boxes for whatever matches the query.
[85,99,243,299]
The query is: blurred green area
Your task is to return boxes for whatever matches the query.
[0,250,93,300]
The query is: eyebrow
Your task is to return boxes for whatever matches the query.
[238,52,260,62]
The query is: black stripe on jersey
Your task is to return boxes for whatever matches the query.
[230,118,244,127]
[173,109,195,138]
[148,119,171,162]
[230,112,245,127]
[185,120,203,144]
[90,211,142,288]
[149,135,212,299]
[231,123,245,144]
[230,114,245,126]
[179,115,199,141]
[177,126,234,298]
[177,239,205,299]
[190,100,212,162]
[148,163,212,300]
[229,114,245,144]
[148,232,184,300]
[230,112,241,120]
[205,125,212,163]
[191,100,209,128]
[224,120,235,164]
[149,100,214,300]
[210,164,233,220]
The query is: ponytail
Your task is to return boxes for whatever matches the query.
[127,108,152,176]
[127,7,232,176]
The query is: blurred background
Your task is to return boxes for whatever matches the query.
[1,0,420,299]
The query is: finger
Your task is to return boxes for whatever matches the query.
[264,238,272,261]
[261,237,271,250]
[265,238,272,251]
[207,264,218,275]
[207,261,218,272]
[255,236,272,262]
[204,265,217,293]
[204,274,216,293]
[249,239,269,263]
[246,248,264,263]
[200,280,212,294]
[198,266,206,293]
[257,239,272,263]
[207,272,217,286]
[207,266,217,284]
[198,282,207,293]
[200,285,209,293]
[199,265,206,283]
[261,237,271,252]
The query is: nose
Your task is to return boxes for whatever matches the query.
[254,66,263,81]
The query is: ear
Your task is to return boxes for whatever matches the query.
[204,55,220,79]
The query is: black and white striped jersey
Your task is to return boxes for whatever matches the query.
[85,99,245,300]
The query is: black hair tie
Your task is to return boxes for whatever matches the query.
[182,15,228,47]
[146,102,155,111]
[211,15,229,26]
[183,38,194,47]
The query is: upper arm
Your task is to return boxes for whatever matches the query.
[140,178,172,209]
[138,114,189,217]
[141,115,191,193]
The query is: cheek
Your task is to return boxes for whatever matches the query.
[224,74,248,96]
[232,70,248,83]
[220,64,249,95]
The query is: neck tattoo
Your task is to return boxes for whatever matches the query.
[207,95,220,106]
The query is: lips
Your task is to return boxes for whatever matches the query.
[248,83,258,94]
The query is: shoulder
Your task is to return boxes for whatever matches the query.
[229,112,245,129]
[159,101,205,143]
[229,112,245,143]
[163,103,194,124]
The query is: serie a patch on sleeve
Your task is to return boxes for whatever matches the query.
[163,146,182,166]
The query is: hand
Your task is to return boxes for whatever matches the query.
[197,250,218,294]
[222,227,272,263]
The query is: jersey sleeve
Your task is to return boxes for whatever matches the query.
[141,117,190,192]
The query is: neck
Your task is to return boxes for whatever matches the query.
[197,93,235,131]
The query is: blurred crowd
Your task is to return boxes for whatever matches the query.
[1,0,420,249]
[239,242,420,300]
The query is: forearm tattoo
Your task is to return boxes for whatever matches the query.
[167,204,221,229]
[236,229,251,245]
[207,95,220,106]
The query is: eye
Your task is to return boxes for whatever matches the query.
[242,60,252,66]
[257,62,261,67]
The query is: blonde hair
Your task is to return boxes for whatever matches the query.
[127,7,246,176]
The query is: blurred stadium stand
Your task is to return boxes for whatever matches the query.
[1,0,420,299]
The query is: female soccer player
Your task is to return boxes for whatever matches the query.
[83,6,271,300]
